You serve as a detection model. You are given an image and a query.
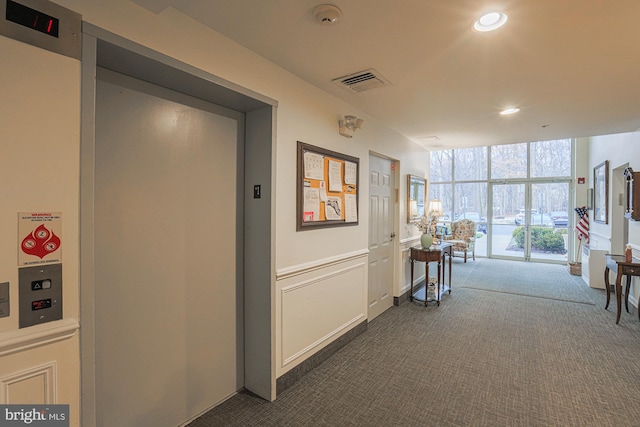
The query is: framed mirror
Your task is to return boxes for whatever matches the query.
[593,160,608,224]
[407,174,426,223]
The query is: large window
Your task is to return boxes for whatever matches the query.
[429,149,452,182]
[455,147,487,181]
[490,143,527,179]
[430,183,453,221]
[430,140,573,261]
[530,139,572,178]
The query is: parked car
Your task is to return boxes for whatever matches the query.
[530,213,554,227]
[550,211,569,227]
[457,211,487,234]
[514,209,538,225]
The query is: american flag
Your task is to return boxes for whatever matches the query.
[575,206,589,243]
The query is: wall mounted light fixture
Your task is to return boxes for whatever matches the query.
[339,115,364,138]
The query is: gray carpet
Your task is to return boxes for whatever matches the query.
[190,258,640,427]
[458,258,597,305]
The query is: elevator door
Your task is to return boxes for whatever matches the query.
[94,68,243,426]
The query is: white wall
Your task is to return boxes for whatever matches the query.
[574,139,590,220]
[0,35,80,420]
[586,131,640,302]
[0,0,428,421]
[587,132,640,248]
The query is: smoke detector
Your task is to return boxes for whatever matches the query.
[313,4,342,25]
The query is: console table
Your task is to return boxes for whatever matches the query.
[409,242,453,306]
[604,254,640,324]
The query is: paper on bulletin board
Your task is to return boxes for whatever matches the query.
[344,194,358,222]
[319,181,328,202]
[325,196,342,220]
[344,161,357,185]
[18,212,62,266]
[328,160,342,192]
[303,187,320,222]
[304,151,324,180]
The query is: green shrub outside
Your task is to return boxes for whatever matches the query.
[511,226,565,253]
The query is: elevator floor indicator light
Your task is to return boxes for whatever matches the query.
[0,0,82,59]
[32,298,52,310]
[6,0,59,37]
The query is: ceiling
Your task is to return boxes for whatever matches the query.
[133,0,640,149]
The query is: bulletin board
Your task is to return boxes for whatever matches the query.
[297,141,359,231]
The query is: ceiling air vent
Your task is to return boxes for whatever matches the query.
[332,69,391,93]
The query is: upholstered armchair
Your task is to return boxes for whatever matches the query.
[448,219,476,262]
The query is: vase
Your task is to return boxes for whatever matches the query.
[421,233,434,249]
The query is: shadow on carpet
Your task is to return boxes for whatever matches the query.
[458,258,596,305]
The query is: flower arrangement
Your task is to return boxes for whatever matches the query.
[416,214,437,235]
[416,216,429,233]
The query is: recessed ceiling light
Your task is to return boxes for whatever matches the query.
[474,11,508,32]
[500,107,520,115]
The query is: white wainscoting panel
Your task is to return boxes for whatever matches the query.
[0,319,79,422]
[276,252,367,376]
[0,362,56,404]
[401,236,424,295]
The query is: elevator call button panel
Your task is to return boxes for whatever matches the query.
[19,263,62,328]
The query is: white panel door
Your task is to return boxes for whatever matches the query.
[368,154,395,320]
[94,69,243,426]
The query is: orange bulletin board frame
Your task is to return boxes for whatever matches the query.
[297,141,359,231]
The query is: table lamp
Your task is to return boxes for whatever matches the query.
[427,199,443,243]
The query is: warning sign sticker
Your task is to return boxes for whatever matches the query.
[18,212,62,266]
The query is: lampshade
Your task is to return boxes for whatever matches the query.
[428,199,443,215]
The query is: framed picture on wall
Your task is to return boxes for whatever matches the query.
[593,160,608,224]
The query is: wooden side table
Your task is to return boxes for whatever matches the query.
[409,242,453,306]
[604,254,640,324]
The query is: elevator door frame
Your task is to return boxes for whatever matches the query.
[80,24,277,427]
